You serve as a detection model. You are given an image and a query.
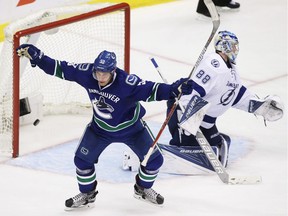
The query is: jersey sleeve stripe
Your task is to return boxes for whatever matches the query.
[193,81,206,97]
[146,83,160,102]
[232,85,247,106]
[203,115,216,124]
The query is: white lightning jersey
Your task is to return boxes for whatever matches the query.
[180,52,257,129]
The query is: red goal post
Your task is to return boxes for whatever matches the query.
[0,3,130,158]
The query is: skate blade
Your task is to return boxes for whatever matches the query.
[64,202,95,211]
[216,6,240,12]
[133,194,163,207]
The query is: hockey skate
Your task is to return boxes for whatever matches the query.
[216,0,240,11]
[65,190,98,210]
[197,0,240,18]
[223,0,240,9]
[134,183,164,205]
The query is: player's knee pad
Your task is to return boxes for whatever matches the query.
[74,155,94,171]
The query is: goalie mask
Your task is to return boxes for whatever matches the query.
[93,50,117,73]
[214,30,239,63]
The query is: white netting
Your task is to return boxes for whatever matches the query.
[0,3,129,156]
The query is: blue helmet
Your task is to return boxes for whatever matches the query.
[93,50,117,72]
[214,30,239,62]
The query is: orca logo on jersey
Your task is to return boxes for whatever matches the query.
[211,59,220,68]
[219,89,236,106]
[92,96,114,119]
[96,97,114,112]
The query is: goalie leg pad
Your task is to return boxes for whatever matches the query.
[200,128,231,167]
[159,144,219,172]
[218,134,231,167]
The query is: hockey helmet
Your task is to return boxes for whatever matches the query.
[214,30,239,62]
[93,50,117,73]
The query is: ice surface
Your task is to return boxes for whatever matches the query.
[0,0,287,215]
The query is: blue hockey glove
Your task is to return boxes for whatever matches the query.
[16,44,43,67]
[170,78,193,97]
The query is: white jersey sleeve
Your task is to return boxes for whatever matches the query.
[231,87,257,112]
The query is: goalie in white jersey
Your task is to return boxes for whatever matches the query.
[167,30,284,167]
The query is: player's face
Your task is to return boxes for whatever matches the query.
[231,42,239,55]
[230,42,239,62]
[95,71,113,86]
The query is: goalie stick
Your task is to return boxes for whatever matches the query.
[195,131,262,184]
[149,57,262,185]
[141,0,220,167]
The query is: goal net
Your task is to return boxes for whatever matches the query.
[0,3,130,157]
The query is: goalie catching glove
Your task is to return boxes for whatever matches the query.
[16,44,43,67]
[249,95,284,122]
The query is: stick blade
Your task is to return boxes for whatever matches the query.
[204,0,219,19]
[228,176,262,185]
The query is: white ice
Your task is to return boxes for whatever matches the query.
[0,0,287,215]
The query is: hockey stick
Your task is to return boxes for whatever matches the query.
[150,57,169,84]
[195,131,262,184]
[141,0,220,167]
[149,57,262,184]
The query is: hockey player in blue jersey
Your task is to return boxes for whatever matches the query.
[16,44,193,208]
[167,30,284,168]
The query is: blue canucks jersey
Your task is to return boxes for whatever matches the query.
[37,55,172,137]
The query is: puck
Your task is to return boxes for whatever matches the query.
[33,119,40,126]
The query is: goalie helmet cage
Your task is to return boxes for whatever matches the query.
[0,3,130,158]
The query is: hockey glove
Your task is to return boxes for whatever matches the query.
[16,44,43,67]
[248,95,284,122]
[170,78,193,98]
